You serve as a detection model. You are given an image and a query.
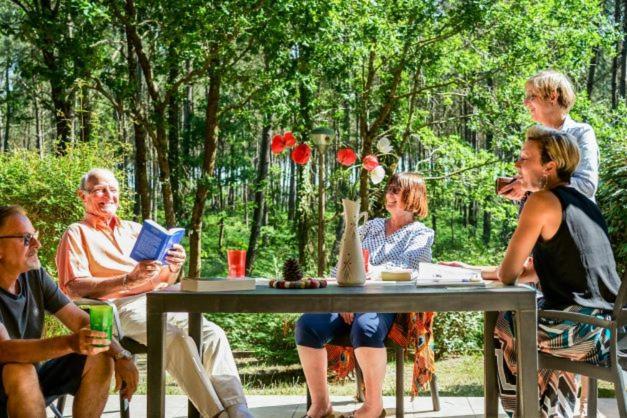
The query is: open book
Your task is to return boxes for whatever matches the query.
[416,262,485,286]
[130,219,185,263]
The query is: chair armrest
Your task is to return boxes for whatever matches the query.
[538,309,612,329]
[74,298,125,340]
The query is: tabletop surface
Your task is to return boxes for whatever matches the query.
[146,281,537,314]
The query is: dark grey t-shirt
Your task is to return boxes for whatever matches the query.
[0,269,70,339]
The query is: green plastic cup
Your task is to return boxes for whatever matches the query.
[89,305,113,346]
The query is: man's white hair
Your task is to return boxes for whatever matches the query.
[79,168,117,191]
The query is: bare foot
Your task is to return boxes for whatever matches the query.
[353,403,384,418]
[305,402,333,418]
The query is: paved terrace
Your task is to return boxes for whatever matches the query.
[48,394,620,417]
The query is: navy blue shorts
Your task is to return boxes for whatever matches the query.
[295,312,396,348]
[0,353,87,417]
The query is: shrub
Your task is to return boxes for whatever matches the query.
[432,312,484,358]
[597,141,627,270]
[207,313,300,364]
[0,143,130,275]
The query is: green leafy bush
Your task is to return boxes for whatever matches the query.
[432,312,484,357]
[574,102,627,270]
[207,313,300,364]
[0,144,130,275]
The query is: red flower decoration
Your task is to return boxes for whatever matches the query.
[271,134,286,154]
[337,147,357,166]
[291,143,312,165]
[283,131,296,147]
[362,155,379,171]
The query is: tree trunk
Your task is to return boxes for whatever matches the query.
[469,200,478,228]
[482,208,491,245]
[34,96,44,157]
[41,51,72,154]
[621,0,627,99]
[217,216,225,254]
[3,58,10,152]
[150,148,159,220]
[586,47,600,99]
[287,158,297,221]
[134,122,151,220]
[246,124,271,275]
[296,69,313,266]
[243,178,249,227]
[167,53,182,219]
[188,70,221,279]
[79,86,92,142]
[122,0,176,227]
[126,27,151,221]
[612,0,621,108]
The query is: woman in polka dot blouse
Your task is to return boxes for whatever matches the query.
[295,172,434,418]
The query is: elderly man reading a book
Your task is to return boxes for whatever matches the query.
[55,168,252,418]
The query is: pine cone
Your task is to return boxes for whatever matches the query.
[283,258,303,282]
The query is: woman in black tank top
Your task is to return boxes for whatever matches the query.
[443,125,620,417]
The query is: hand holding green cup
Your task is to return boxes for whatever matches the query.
[89,305,113,347]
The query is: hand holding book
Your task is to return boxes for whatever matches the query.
[163,244,186,273]
[130,220,186,265]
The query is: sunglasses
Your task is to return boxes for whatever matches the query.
[0,231,39,246]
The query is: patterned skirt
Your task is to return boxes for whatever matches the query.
[494,302,612,418]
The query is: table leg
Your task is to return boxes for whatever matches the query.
[516,308,539,417]
[147,312,166,418]
[484,311,499,418]
[188,313,202,418]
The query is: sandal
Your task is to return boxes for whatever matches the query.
[303,408,334,418]
[341,410,385,418]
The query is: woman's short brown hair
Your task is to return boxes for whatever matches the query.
[525,70,576,112]
[386,172,429,219]
[525,125,580,182]
[0,205,26,230]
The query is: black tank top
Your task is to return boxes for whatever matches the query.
[532,186,620,310]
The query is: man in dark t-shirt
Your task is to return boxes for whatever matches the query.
[0,205,138,417]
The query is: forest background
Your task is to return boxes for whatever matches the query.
[0,0,626,380]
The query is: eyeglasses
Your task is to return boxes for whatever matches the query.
[0,231,39,246]
[386,184,402,194]
[86,186,119,196]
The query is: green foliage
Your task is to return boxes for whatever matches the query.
[593,104,627,270]
[208,313,300,364]
[0,144,130,275]
[432,312,484,358]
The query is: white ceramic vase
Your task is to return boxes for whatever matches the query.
[336,199,368,287]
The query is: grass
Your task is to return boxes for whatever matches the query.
[130,353,616,398]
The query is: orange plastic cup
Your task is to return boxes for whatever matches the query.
[227,249,247,279]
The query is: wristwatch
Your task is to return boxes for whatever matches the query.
[114,349,133,361]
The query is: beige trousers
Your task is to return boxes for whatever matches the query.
[114,294,246,418]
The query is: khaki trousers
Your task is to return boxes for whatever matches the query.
[114,294,246,418]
